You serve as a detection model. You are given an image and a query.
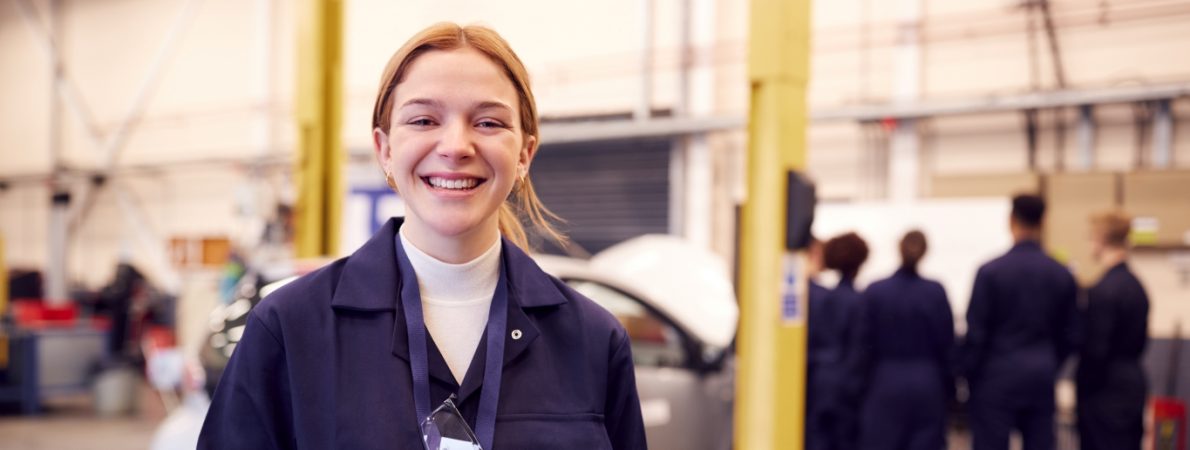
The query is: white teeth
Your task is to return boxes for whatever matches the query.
[427,177,479,190]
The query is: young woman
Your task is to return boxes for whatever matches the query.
[853,230,954,450]
[198,23,647,449]
[805,232,869,450]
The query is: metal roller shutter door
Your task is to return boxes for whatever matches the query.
[530,138,671,254]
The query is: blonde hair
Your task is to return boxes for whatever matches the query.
[371,22,564,250]
[1090,209,1132,248]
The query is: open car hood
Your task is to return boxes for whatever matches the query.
[540,235,738,351]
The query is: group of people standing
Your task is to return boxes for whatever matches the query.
[805,194,1151,450]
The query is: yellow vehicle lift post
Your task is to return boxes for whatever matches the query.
[294,0,344,258]
[734,0,813,447]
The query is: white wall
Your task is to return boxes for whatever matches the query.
[813,199,1014,323]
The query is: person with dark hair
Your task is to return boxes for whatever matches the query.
[99,263,147,356]
[1077,209,1149,450]
[805,232,869,450]
[961,194,1079,450]
[824,232,868,282]
[1011,194,1047,228]
[853,230,955,450]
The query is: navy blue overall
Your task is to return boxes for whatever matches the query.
[806,278,863,450]
[198,218,647,449]
[854,268,955,450]
[1077,262,1149,450]
[961,240,1079,450]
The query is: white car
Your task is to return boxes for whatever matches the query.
[535,235,738,450]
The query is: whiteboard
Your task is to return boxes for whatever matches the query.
[812,198,1014,326]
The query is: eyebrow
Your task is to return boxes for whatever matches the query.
[399,98,443,109]
[474,101,514,113]
[398,98,513,113]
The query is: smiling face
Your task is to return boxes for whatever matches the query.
[373,47,537,260]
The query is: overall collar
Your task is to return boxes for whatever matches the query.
[329,217,569,405]
[1012,239,1043,252]
[838,276,857,290]
[1105,260,1130,276]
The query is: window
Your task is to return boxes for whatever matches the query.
[565,279,686,368]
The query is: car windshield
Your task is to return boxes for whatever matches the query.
[566,279,687,368]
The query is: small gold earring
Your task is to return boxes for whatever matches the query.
[513,173,526,193]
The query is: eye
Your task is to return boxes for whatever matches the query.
[407,117,436,127]
[476,119,507,129]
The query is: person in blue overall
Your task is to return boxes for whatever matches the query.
[806,232,869,450]
[198,23,647,450]
[1077,210,1149,450]
[854,230,955,450]
[961,194,1079,450]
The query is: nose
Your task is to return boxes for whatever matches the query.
[436,119,475,162]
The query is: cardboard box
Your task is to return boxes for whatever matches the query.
[201,238,232,267]
[1122,170,1190,247]
[169,236,233,268]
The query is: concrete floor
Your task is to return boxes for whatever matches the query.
[0,386,164,450]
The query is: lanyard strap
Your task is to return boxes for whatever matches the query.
[474,272,507,449]
[397,237,507,450]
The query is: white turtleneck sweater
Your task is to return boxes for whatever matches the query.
[399,229,501,383]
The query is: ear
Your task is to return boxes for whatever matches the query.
[518,134,538,174]
[373,127,392,171]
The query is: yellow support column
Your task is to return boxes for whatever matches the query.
[734,0,812,447]
[294,0,344,258]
